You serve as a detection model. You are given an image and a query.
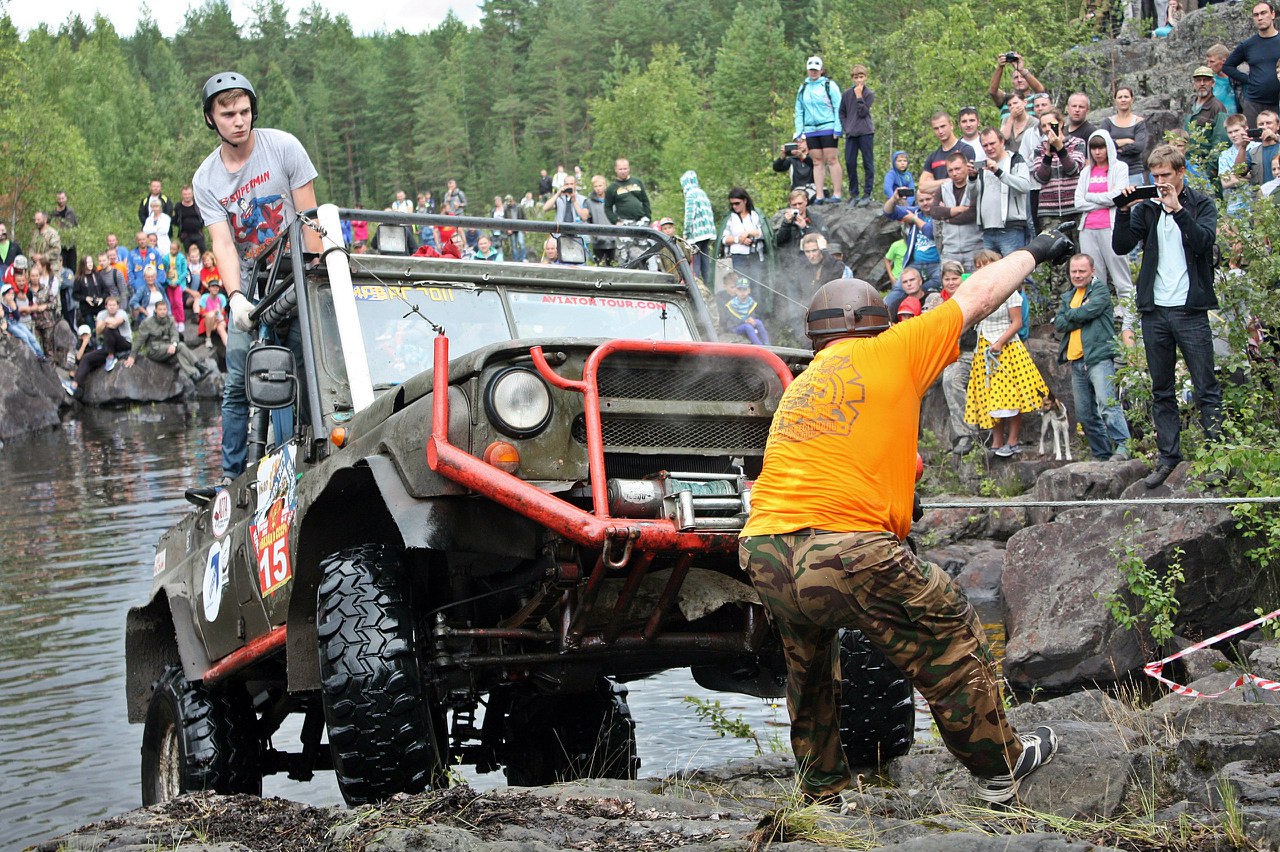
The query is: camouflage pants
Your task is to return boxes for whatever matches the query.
[739,530,1022,798]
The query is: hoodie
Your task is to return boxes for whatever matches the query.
[680,171,717,244]
[794,76,842,138]
[883,152,915,199]
[1073,129,1129,230]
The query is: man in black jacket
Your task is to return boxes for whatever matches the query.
[1112,144,1220,489]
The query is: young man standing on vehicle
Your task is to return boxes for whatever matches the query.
[193,71,320,485]
[739,225,1075,808]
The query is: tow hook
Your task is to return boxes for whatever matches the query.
[603,527,639,570]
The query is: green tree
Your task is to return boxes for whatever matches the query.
[703,0,796,210]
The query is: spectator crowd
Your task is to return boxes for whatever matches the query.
[5,1,1277,482]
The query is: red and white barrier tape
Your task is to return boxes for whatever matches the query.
[1143,605,1280,698]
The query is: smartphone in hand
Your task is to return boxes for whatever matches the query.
[1111,184,1160,205]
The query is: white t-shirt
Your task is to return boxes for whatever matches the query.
[193,128,318,285]
[723,212,762,256]
[977,289,1023,344]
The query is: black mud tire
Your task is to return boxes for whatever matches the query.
[838,627,916,767]
[317,543,446,806]
[502,680,639,787]
[140,664,261,805]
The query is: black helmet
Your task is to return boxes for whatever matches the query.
[202,71,258,130]
[805,278,891,348]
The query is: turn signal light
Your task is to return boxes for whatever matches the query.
[484,441,520,473]
[330,427,349,448]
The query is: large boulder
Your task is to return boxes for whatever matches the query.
[1002,471,1258,691]
[79,353,223,406]
[0,334,67,442]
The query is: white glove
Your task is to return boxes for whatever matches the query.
[229,291,256,332]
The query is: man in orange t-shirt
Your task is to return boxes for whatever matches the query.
[739,225,1075,806]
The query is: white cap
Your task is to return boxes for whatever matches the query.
[77,324,92,336]
[806,56,823,71]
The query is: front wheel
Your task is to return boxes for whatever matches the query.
[838,628,916,767]
[317,544,447,805]
[140,664,261,805]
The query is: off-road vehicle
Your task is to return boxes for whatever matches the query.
[125,208,916,805]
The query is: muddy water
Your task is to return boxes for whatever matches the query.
[0,405,965,849]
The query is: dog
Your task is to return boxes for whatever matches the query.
[1038,392,1073,461]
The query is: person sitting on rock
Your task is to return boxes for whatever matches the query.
[198,280,229,352]
[65,324,109,398]
[95,294,133,373]
[1,280,45,359]
[125,299,207,383]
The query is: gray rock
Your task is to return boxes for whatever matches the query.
[1003,479,1258,691]
[1250,644,1280,681]
[1026,460,1149,526]
[80,354,223,405]
[1014,720,1141,818]
[1006,689,1131,728]
[868,832,1121,851]
[920,540,1005,603]
[362,825,478,852]
[0,334,66,441]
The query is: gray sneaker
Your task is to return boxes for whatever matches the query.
[975,725,1058,804]
[993,444,1014,458]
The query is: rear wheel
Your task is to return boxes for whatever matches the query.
[502,680,639,786]
[140,664,261,805]
[317,543,447,805]
[838,628,916,767]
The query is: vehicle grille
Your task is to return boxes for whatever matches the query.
[573,415,770,454]
[596,358,772,403]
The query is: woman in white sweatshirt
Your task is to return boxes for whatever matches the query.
[1074,129,1135,346]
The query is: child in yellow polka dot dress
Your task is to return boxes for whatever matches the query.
[963,252,1047,457]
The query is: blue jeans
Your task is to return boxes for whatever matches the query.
[223,320,303,478]
[8,321,44,358]
[1070,358,1131,460]
[982,226,1028,258]
[1140,307,1221,466]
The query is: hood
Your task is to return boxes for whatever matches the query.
[892,150,909,171]
[1086,129,1118,167]
[680,170,700,192]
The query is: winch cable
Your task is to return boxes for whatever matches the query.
[921,495,1280,510]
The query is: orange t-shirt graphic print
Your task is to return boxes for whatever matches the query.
[743,299,962,541]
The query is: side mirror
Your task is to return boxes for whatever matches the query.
[245,345,297,410]
[556,235,587,265]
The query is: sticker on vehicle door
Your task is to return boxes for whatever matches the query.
[250,445,297,597]
[202,538,231,622]
[211,488,232,538]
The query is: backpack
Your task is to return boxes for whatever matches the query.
[796,79,837,130]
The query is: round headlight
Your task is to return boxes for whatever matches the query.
[484,367,552,438]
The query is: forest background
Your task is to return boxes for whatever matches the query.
[0,0,1109,251]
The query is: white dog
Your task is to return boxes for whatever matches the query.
[1039,393,1073,461]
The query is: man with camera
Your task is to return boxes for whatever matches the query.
[973,128,1033,256]
[1112,144,1221,490]
[773,139,816,201]
[1219,114,1263,214]
[882,184,941,301]
[542,174,590,223]
[989,52,1045,118]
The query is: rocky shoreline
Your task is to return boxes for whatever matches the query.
[30,677,1280,852]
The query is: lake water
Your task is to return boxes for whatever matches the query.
[0,404,949,849]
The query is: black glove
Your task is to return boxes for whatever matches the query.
[1024,221,1077,266]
